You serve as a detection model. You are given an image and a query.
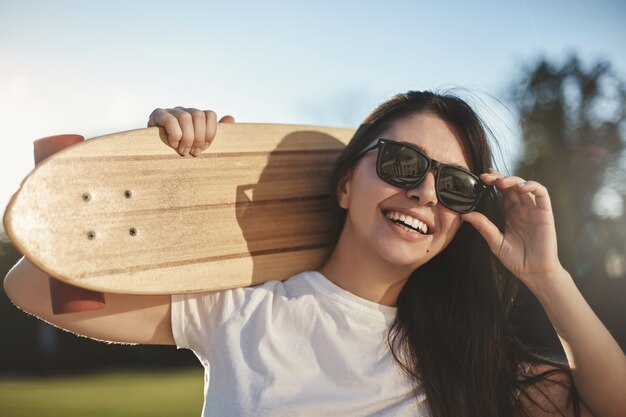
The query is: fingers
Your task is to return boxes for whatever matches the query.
[148,108,184,150]
[169,107,199,156]
[200,110,217,153]
[516,180,552,212]
[146,108,235,156]
[480,169,548,209]
[219,115,235,124]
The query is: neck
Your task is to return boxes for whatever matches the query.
[319,230,414,307]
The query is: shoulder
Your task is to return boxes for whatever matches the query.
[171,272,320,348]
[516,363,594,417]
[173,271,320,313]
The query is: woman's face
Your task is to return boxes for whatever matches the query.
[338,112,471,269]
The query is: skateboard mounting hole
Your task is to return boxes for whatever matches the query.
[87,231,96,240]
[82,193,91,202]
[124,190,132,199]
[129,228,137,236]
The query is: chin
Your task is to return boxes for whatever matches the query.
[375,245,437,270]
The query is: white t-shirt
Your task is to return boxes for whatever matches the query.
[171,270,430,416]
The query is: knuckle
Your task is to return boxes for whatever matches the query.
[165,129,183,147]
[162,118,179,132]
[180,132,193,145]
[150,108,174,126]
[161,111,178,124]
[189,108,205,120]
[179,126,194,143]
[205,111,218,133]
[176,110,192,123]
[149,107,164,118]
[169,138,181,149]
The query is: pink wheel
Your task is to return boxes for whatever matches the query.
[34,134,85,164]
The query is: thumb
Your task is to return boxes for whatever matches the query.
[460,211,503,255]
[219,115,235,123]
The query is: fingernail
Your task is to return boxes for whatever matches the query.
[190,148,201,157]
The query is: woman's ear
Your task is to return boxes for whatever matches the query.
[337,171,352,210]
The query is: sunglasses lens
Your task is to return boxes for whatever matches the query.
[437,166,482,213]
[375,141,484,213]
[377,142,429,187]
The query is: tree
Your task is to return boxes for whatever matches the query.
[510,55,626,351]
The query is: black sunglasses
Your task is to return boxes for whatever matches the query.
[358,139,488,214]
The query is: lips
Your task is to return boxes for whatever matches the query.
[383,210,429,234]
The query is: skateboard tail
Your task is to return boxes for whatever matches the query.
[33,134,106,314]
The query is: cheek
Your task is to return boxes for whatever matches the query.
[440,214,463,242]
[341,159,387,209]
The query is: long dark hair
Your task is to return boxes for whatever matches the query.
[329,91,581,417]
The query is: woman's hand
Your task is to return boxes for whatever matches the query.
[464,171,626,417]
[147,107,235,157]
[460,169,566,292]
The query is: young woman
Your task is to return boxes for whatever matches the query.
[4,91,625,417]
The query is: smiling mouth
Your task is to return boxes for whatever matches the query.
[383,210,429,235]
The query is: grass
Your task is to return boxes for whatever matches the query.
[0,368,205,417]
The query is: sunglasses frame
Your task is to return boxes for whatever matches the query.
[358,138,488,214]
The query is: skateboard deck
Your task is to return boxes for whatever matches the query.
[4,124,354,294]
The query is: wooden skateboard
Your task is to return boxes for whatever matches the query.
[4,124,354,297]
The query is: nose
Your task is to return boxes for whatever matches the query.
[406,169,438,206]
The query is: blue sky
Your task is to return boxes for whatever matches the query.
[1,0,625,213]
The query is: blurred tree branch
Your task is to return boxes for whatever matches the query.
[512,55,626,274]
[510,54,626,351]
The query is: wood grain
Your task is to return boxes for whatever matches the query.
[4,124,354,294]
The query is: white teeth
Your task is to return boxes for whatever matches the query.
[384,210,429,234]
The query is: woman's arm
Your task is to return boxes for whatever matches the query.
[462,171,626,417]
[526,269,625,417]
[518,363,594,417]
[4,257,174,345]
[4,108,235,344]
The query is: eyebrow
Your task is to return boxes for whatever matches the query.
[396,140,467,169]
